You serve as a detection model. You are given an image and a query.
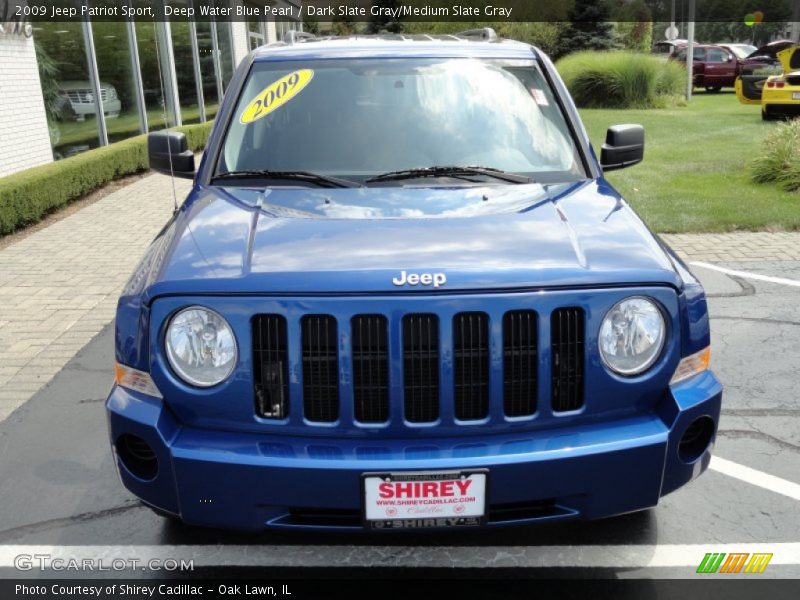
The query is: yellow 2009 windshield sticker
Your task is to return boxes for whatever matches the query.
[239,69,314,125]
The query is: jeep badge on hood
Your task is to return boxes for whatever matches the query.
[392,271,447,288]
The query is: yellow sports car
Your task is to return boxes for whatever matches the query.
[736,45,800,120]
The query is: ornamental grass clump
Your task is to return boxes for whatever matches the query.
[751,119,800,193]
[556,51,685,109]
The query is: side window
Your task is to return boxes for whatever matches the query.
[693,48,707,61]
[791,50,800,70]
[707,49,729,63]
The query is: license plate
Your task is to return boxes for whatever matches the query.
[362,470,488,530]
[793,92,800,100]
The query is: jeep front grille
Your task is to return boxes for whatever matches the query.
[403,314,440,423]
[352,315,389,423]
[301,315,339,422]
[453,312,489,421]
[253,315,289,419]
[252,307,586,425]
[550,307,585,412]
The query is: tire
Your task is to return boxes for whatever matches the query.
[705,86,722,93]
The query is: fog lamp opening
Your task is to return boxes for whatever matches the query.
[678,416,715,463]
[116,434,158,481]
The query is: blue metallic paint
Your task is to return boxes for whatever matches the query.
[108,38,721,530]
[107,371,721,530]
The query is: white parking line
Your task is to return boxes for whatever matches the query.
[1,543,799,569]
[690,261,800,288]
[710,456,800,502]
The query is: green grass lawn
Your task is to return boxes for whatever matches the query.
[580,92,800,233]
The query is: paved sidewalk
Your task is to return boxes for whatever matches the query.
[661,232,800,262]
[0,173,188,421]
[1,171,799,421]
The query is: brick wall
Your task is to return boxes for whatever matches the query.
[0,33,54,178]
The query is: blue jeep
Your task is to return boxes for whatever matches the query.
[108,30,721,531]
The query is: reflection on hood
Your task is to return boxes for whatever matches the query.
[227,183,556,220]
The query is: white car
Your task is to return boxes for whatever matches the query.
[57,81,121,120]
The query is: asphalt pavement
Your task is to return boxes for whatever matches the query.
[0,260,798,580]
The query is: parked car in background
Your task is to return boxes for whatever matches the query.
[719,43,757,60]
[56,81,121,121]
[653,39,687,57]
[671,41,793,91]
[736,45,800,120]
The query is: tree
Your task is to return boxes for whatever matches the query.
[612,0,653,52]
[331,11,358,36]
[303,17,320,36]
[561,0,618,55]
[366,0,403,34]
[401,21,570,59]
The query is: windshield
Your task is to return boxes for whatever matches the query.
[730,45,757,58]
[218,58,585,185]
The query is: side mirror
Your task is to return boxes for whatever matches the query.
[147,131,195,179]
[600,124,644,172]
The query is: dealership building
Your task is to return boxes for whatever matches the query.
[0,0,302,178]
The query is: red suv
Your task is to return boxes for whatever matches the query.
[671,42,787,91]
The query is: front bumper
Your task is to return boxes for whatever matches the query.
[70,98,122,116]
[107,371,721,531]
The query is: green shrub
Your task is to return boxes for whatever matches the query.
[0,121,213,236]
[556,51,685,109]
[751,119,800,192]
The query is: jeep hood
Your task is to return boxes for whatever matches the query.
[141,180,680,298]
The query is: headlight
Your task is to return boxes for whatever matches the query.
[165,307,237,387]
[599,297,665,376]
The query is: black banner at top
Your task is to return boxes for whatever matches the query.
[0,0,798,24]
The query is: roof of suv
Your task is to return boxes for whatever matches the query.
[251,34,539,61]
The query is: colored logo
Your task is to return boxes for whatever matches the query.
[696,552,773,574]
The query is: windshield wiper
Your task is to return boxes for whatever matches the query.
[365,165,533,184]
[212,170,363,188]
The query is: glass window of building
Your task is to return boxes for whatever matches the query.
[28,10,249,165]
[247,14,266,50]
[196,21,220,119]
[91,20,144,143]
[32,21,102,160]
[169,11,202,125]
[215,21,235,91]
[135,21,178,131]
